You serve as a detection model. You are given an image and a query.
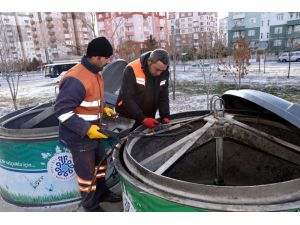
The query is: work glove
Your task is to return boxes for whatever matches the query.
[162,117,170,124]
[103,107,114,117]
[86,125,108,139]
[142,118,159,129]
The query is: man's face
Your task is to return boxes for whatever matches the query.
[148,60,168,77]
[95,56,111,69]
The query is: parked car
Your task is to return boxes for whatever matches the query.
[278,51,300,62]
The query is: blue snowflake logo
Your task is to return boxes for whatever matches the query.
[54,155,74,177]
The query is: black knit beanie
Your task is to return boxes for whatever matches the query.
[86,37,113,57]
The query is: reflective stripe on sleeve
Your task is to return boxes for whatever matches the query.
[80,100,101,107]
[77,114,100,121]
[136,78,145,85]
[58,111,75,122]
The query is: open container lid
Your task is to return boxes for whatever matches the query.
[222,89,300,128]
[102,59,127,94]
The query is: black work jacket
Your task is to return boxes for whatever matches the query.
[116,52,170,123]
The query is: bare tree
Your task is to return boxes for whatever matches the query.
[85,12,97,39]
[232,37,251,89]
[0,16,26,110]
[117,40,142,62]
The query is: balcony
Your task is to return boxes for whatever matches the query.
[46,16,53,22]
[50,44,57,48]
[233,13,245,19]
[49,36,56,43]
[287,19,300,26]
[63,22,68,29]
[48,31,55,36]
[124,22,133,27]
[47,23,54,29]
[125,31,134,36]
[231,25,245,31]
[62,15,68,21]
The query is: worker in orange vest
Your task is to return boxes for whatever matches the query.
[116,49,170,130]
[55,37,121,212]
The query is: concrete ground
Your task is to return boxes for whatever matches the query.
[0,183,123,212]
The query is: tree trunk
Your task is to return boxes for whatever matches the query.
[288,54,291,79]
[264,54,266,74]
[12,98,18,110]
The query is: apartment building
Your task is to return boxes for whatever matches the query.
[0,13,34,61]
[168,12,218,51]
[0,12,94,64]
[96,12,169,50]
[228,12,261,51]
[219,17,228,47]
[228,12,300,54]
[29,12,94,63]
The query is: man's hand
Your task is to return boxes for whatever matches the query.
[162,117,170,124]
[87,125,108,139]
[142,118,159,129]
[103,107,114,117]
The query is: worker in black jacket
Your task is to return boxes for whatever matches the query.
[116,49,170,130]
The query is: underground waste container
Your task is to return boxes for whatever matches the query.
[0,59,133,206]
[114,90,300,212]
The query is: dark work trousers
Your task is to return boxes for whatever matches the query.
[71,141,108,211]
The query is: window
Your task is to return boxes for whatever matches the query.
[233,32,239,38]
[290,12,294,19]
[296,12,300,19]
[261,33,263,39]
[180,18,185,22]
[276,13,283,21]
[188,18,192,21]
[249,17,256,24]
[248,30,255,36]
[267,32,269,38]
[293,39,300,46]
[274,27,283,34]
[261,21,264,27]
[187,12,192,16]
[274,40,282,46]
[267,20,270,26]
[295,25,300,32]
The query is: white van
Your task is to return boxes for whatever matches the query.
[42,61,79,83]
[278,51,300,62]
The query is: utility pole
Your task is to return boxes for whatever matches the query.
[171,21,177,101]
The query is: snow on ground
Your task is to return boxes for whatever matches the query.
[1,61,300,118]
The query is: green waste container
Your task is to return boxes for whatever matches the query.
[113,109,300,212]
[0,103,124,206]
